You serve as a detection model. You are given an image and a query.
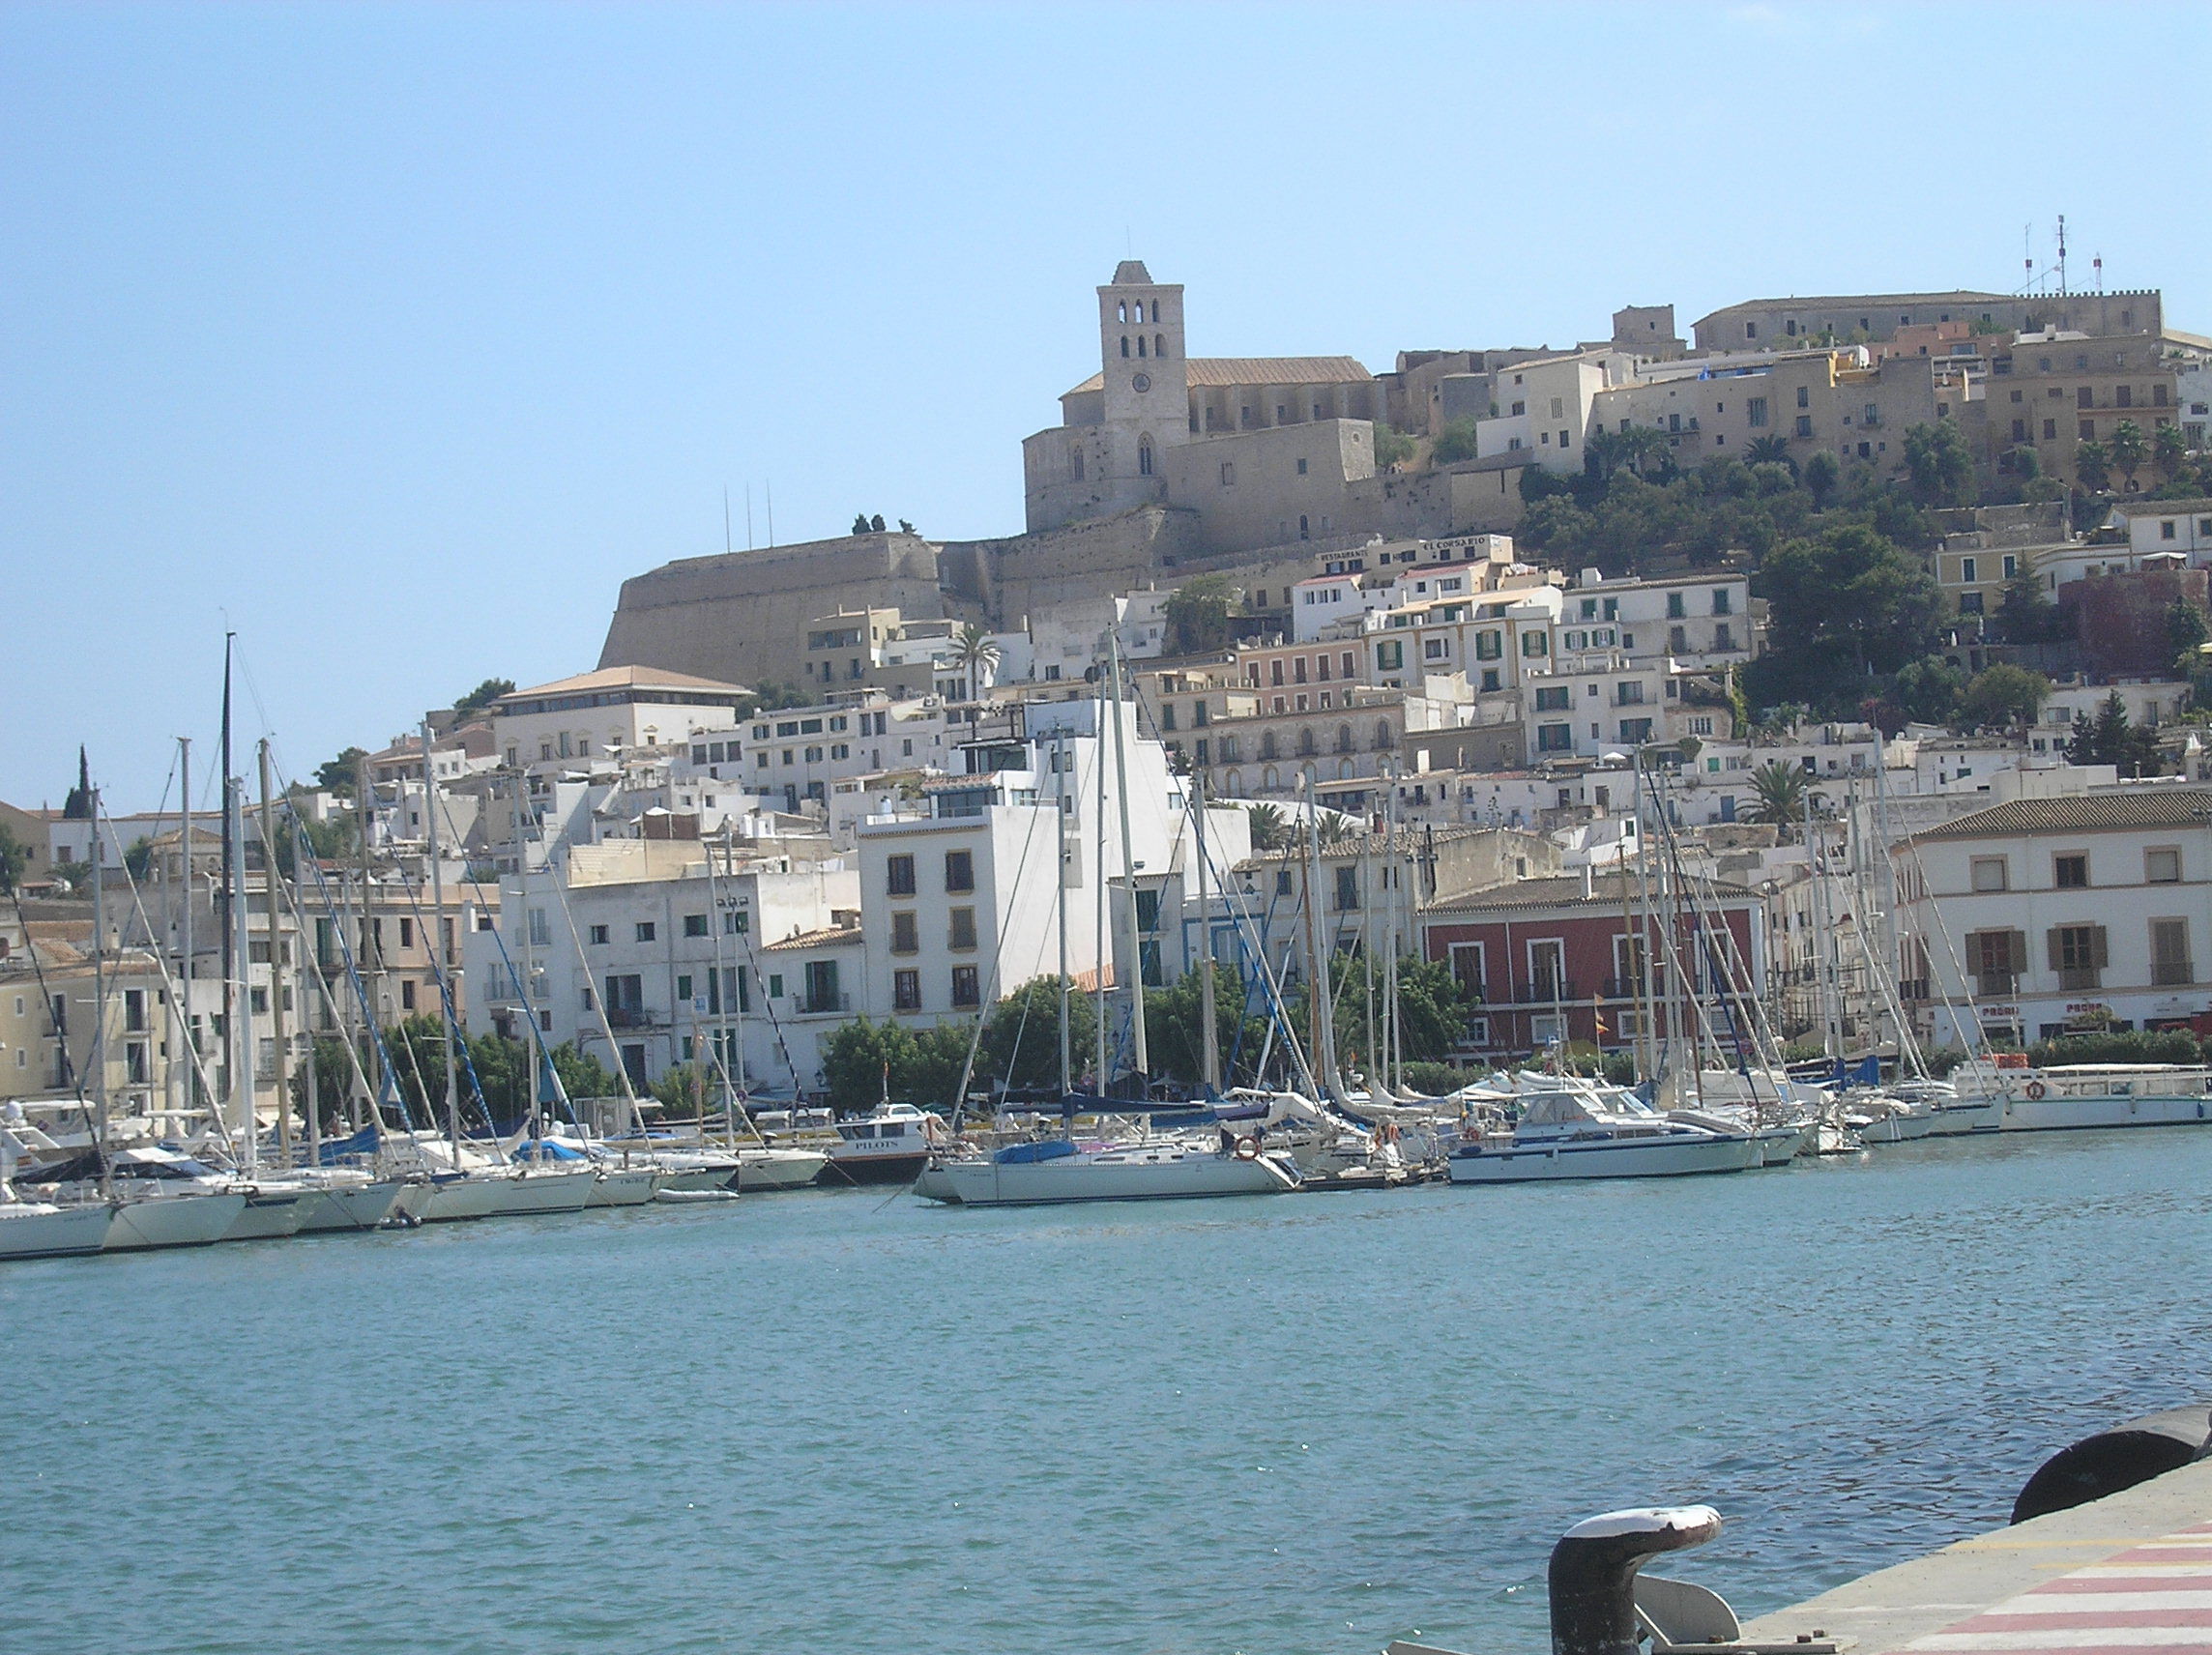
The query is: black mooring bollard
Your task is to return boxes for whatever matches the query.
[1548,1504,1724,1655]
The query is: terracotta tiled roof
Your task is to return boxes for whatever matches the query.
[1064,356,1372,396]
[1420,872,1757,915]
[761,924,865,952]
[502,665,749,702]
[1907,789,2212,842]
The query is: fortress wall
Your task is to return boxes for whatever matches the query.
[597,533,947,690]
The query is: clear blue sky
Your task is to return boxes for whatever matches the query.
[5,2,2206,813]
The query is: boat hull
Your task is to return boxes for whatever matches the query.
[1449,1132,1760,1183]
[734,1149,828,1191]
[418,1174,506,1223]
[295,1180,406,1232]
[914,1149,1297,1205]
[585,1168,665,1207]
[818,1152,930,1187]
[224,1190,310,1241]
[480,1168,598,1216]
[0,1203,114,1260]
[1999,1092,2212,1133]
[1926,1097,2004,1135]
[103,1192,249,1250]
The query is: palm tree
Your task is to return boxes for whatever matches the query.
[1745,434,1797,476]
[953,623,1000,699]
[1316,811,1356,847]
[2110,421,2148,489]
[1745,760,1811,836]
[2153,422,2189,482]
[1245,803,1291,852]
[2073,439,2111,494]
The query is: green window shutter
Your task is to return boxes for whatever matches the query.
[2007,930,2027,973]
[2046,928,2064,971]
[2092,925,2110,968]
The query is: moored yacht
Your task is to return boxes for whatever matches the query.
[1952,1059,2212,1133]
[0,1199,115,1261]
[913,1129,1300,1205]
[1449,1086,1761,1183]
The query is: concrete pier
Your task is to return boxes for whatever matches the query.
[1740,1458,2212,1654]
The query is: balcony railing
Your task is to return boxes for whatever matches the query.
[606,1005,655,1029]
[1975,971,2018,998]
[800,993,852,1016]
[1601,975,1646,999]
[1514,978,1577,1004]
[2057,968,2101,992]
[2152,962,2197,987]
[1898,977,1931,1002]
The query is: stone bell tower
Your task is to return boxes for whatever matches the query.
[1094,260,1188,509]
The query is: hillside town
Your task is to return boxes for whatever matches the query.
[7,261,2212,1148]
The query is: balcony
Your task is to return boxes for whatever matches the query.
[799,993,852,1016]
[2152,961,2197,987]
[1602,975,1646,999]
[1513,978,1577,1004]
[1974,971,2018,998]
[2057,968,2102,992]
[606,1005,655,1030]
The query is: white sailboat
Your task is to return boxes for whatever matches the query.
[1449,1084,1760,1182]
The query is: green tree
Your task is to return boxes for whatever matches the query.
[1371,423,1415,468]
[2166,598,2210,676]
[1995,557,2069,645]
[2066,691,2163,778]
[1287,951,1479,1074]
[1803,450,1841,508]
[0,820,27,891]
[1316,811,1355,847]
[908,1022,978,1111]
[852,512,871,536]
[822,1017,975,1112]
[1745,760,1810,832]
[1753,522,1945,711]
[2110,421,2148,487]
[953,622,1001,696]
[549,1041,620,1108]
[978,976,1096,1089]
[651,1062,709,1118]
[1954,665,2051,732]
[870,513,887,534]
[2074,439,2111,493]
[1432,418,1481,466]
[745,682,812,712]
[1890,655,1965,726]
[1140,963,1260,1088]
[2008,443,2042,480]
[1901,419,1976,507]
[1164,573,1238,656]
[123,835,154,881]
[1245,803,1291,850]
[315,747,368,797]
[451,678,514,719]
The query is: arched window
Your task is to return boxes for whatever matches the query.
[1335,724,1353,753]
[1154,334,1165,358]
[1070,446,1085,481]
[1226,769,1242,796]
[1138,437,1153,477]
[1298,514,1310,539]
[1260,732,1279,760]
[1338,758,1354,779]
[1137,334,1147,358]
[1120,335,1130,358]
[1297,728,1316,757]
[1263,766,1279,791]
[1117,302,1127,323]
[1374,720,1394,752]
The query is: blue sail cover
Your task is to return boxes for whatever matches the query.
[1829,1056,1882,1089]
[994,1139,1079,1165]
[317,1127,381,1167]
[509,1139,589,1162]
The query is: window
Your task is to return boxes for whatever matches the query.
[684,913,710,938]
[2048,924,2107,990]
[1970,857,2008,892]
[2080,420,2095,441]
[890,912,917,954]
[1295,457,1307,476]
[1794,415,1813,439]
[893,969,922,1011]
[634,921,655,943]
[2146,847,2182,884]
[2044,420,2057,440]
[1522,631,1548,657]
[1667,592,1686,620]
[1796,386,1810,409]
[1376,640,1403,671]
[2151,919,2194,986]
[2054,854,2088,889]
[1960,556,1977,585]
[945,850,975,892]
[1969,929,2024,996]
[1714,623,1734,651]
[588,923,609,945]
[1669,625,1687,654]
[1747,396,1767,428]
[1219,462,1236,486]
[1139,437,1153,477]
[886,854,916,896]
[948,908,977,950]
[1536,724,1573,753]
[1712,588,1732,616]
[950,966,980,1008]
[1534,685,1570,711]
[1334,865,1359,911]
[1618,718,1653,743]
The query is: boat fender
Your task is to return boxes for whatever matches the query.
[1232,1135,1261,1161]
[2012,1406,2212,1524]
[2024,1081,2048,1100]
[1549,1505,1723,1655]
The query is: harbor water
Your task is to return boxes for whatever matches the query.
[7,1128,2212,1655]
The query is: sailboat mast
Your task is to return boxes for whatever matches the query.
[1106,635,1149,1085]
[178,737,195,1130]
[229,773,256,1172]
[1092,694,1109,1091]
[422,720,460,1156]
[1054,731,1071,1098]
[218,637,235,1108]
[257,741,294,1168]
[1300,774,1341,1100]
[88,782,110,1193]
[1194,774,1219,1095]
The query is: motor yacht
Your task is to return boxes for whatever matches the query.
[914,1128,1300,1205]
[1951,1059,2212,1133]
[818,1102,946,1186]
[1449,1086,1761,1183]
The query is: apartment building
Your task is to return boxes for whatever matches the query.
[1589,349,1951,472]
[1987,332,2197,491]
[1893,788,2212,1048]
[492,666,754,770]
[1556,570,1754,666]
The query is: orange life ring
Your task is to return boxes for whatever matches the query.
[1233,1135,1261,1161]
[2024,1081,2048,1100]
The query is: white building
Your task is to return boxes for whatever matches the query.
[1894,787,2212,1049]
[491,666,754,771]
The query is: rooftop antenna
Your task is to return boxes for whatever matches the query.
[745,483,754,550]
[766,480,774,549]
[2094,253,2104,294]
[2056,215,2068,296]
[2023,222,2035,294]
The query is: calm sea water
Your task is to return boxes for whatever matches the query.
[6,1129,2212,1655]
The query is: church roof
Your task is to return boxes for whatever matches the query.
[1065,355,1373,396]
[1112,260,1152,284]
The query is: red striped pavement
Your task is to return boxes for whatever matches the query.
[1907,1524,2212,1655]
